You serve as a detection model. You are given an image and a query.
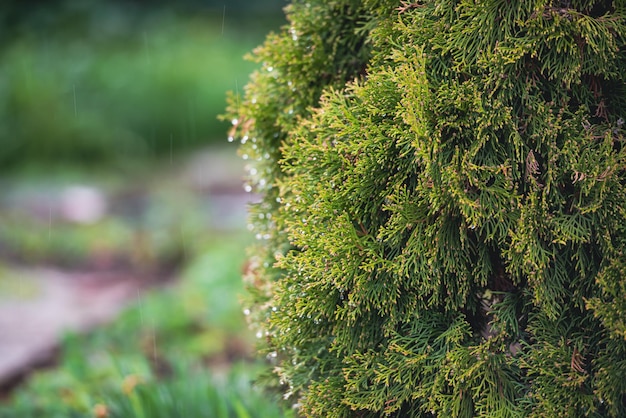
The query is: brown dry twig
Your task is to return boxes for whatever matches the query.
[397,1,423,14]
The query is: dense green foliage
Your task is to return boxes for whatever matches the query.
[226,0,626,416]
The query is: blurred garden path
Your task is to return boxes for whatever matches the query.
[0,147,250,392]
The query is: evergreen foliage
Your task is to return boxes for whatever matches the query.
[225,0,626,416]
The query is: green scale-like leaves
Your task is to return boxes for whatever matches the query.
[226,0,626,416]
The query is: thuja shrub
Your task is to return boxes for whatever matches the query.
[225,0,626,416]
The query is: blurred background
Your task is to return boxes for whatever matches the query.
[0,1,289,416]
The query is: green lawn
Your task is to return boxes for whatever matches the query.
[0,1,283,167]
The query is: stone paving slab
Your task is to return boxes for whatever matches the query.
[0,268,141,388]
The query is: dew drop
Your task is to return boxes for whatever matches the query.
[241,135,249,144]
[231,118,238,126]
[289,27,298,41]
[242,154,249,160]
[249,167,258,175]
[244,184,252,193]
[267,66,274,72]
[227,136,234,142]
[256,330,263,338]
[243,308,251,316]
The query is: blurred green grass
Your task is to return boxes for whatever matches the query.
[0,1,284,168]
[0,160,203,269]
[0,242,292,418]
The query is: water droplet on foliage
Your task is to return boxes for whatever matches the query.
[256,331,263,338]
[227,136,234,142]
[231,118,239,125]
[247,223,254,231]
[244,184,252,193]
[242,154,249,160]
[243,308,251,316]
[267,66,274,72]
[241,135,249,144]
[249,167,258,175]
